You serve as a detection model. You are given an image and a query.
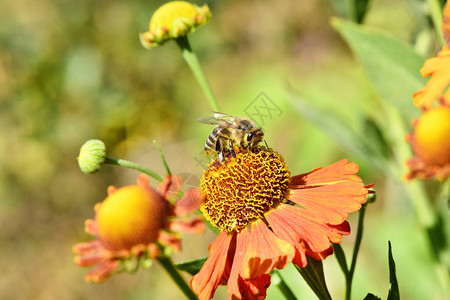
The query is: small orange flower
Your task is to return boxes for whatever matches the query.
[413,2,450,110]
[190,147,371,300]
[406,102,450,180]
[73,174,204,283]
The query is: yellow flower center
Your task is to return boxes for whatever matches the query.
[200,147,290,233]
[414,106,450,166]
[96,184,170,251]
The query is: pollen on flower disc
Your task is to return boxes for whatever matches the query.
[414,106,450,166]
[200,147,290,233]
[95,185,170,251]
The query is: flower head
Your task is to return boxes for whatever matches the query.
[190,147,371,300]
[413,2,450,110]
[406,103,450,180]
[77,139,106,174]
[140,1,211,49]
[73,174,204,283]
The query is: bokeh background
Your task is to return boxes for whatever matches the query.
[1,0,447,299]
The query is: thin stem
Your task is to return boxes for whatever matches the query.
[104,156,163,182]
[345,203,367,300]
[153,140,172,176]
[157,256,198,300]
[175,35,221,111]
[273,270,297,300]
[426,0,444,46]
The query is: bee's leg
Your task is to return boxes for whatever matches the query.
[218,151,224,162]
[228,139,236,158]
[264,140,269,149]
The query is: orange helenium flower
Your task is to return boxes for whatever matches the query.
[413,2,450,109]
[190,147,371,299]
[73,174,204,283]
[406,103,450,180]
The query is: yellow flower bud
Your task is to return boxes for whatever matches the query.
[140,1,211,48]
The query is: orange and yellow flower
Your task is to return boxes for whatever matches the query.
[406,102,450,180]
[406,2,450,180]
[73,174,204,283]
[190,147,372,300]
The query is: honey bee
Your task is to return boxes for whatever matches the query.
[197,112,264,161]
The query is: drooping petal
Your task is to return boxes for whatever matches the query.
[227,220,295,299]
[84,260,119,283]
[290,159,362,187]
[266,203,350,267]
[191,232,234,300]
[157,174,183,199]
[413,46,450,109]
[169,216,205,233]
[233,274,271,300]
[174,188,204,216]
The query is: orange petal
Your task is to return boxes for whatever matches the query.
[413,46,450,109]
[290,159,362,187]
[169,216,205,234]
[174,188,204,216]
[84,260,119,283]
[233,274,271,300]
[266,204,350,267]
[289,180,367,225]
[158,231,182,252]
[157,174,182,198]
[74,251,106,267]
[444,1,450,46]
[191,232,234,300]
[73,240,103,255]
[226,220,294,299]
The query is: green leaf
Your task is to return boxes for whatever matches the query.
[364,293,382,300]
[354,0,371,23]
[295,257,332,300]
[387,241,400,300]
[175,257,207,276]
[331,18,426,120]
[333,243,349,275]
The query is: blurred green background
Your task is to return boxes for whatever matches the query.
[0,0,447,299]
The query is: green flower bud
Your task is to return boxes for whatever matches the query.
[77,139,106,174]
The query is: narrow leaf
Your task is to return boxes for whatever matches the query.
[364,293,382,300]
[295,257,332,300]
[333,243,349,275]
[355,0,372,23]
[175,257,207,276]
[387,241,400,300]
[331,18,426,120]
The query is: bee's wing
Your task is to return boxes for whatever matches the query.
[197,112,237,128]
[196,116,226,125]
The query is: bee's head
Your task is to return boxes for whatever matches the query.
[245,129,264,148]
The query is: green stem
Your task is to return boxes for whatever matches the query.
[104,156,163,182]
[273,270,297,300]
[426,0,444,46]
[157,256,198,300]
[345,202,367,300]
[175,35,221,111]
[153,140,172,176]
